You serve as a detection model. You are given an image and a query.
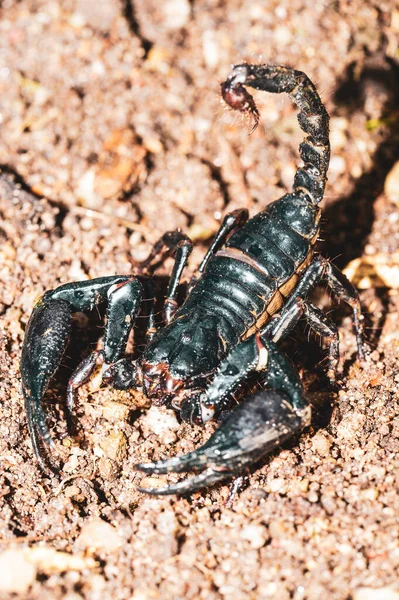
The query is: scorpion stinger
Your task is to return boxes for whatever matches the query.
[21,63,366,495]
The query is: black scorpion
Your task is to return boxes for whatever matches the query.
[21,64,366,495]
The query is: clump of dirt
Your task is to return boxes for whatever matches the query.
[0,1,399,599]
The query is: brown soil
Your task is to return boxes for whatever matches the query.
[1,1,399,599]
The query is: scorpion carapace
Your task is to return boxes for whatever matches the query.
[21,63,366,495]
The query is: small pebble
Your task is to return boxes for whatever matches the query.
[140,406,180,444]
[267,477,287,493]
[64,484,81,498]
[26,547,96,574]
[202,30,219,68]
[308,490,319,503]
[99,431,127,462]
[139,476,167,490]
[98,457,119,481]
[311,432,332,457]
[76,518,124,554]
[101,400,130,422]
[240,524,268,549]
[160,0,190,29]
[360,487,379,501]
[0,549,36,594]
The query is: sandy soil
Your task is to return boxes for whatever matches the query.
[1,1,399,599]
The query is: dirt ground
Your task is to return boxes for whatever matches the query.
[1,1,399,599]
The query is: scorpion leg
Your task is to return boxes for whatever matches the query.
[66,350,105,434]
[136,334,310,495]
[263,299,340,385]
[304,257,366,360]
[263,255,366,366]
[304,305,340,384]
[163,238,193,324]
[137,230,193,328]
[138,230,191,275]
[323,261,366,360]
[190,209,249,286]
[21,276,144,468]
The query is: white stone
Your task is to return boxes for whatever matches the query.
[0,549,37,594]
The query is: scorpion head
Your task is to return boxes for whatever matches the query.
[141,312,227,404]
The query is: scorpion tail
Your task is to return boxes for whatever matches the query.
[136,390,309,495]
[21,298,72,470]
[221,63,330,204]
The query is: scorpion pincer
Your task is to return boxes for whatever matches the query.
[21,63,366,495]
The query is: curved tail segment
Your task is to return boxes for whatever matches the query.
[21,298,72,471]
[221,63,330,204]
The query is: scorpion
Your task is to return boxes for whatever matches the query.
[21,63,366,495]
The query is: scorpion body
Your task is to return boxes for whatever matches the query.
[21,64,365,494]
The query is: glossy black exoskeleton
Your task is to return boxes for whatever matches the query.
[21,64,366,495]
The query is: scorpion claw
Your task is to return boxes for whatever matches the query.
[136,390,309,495]
[136,468,229,496]
[135,448,208,475]
[21,298,72,464]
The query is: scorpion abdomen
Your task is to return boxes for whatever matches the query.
[180,190,321,341]
[183,254,277,337]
